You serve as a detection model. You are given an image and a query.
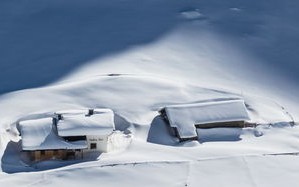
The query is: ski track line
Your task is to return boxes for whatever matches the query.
[1,152,299,186]
[22,151,299,174]
[242,156,258,187]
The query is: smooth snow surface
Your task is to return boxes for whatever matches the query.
[19,118,87,151]
[1,0,299,186]
[57,109,114,136]
[163,100,250,138]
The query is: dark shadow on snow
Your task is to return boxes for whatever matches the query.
[114,113,132,133]
[0,0,191,94]
[147,116,178,146]
[1,0,299,94]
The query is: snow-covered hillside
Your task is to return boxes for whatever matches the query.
[1,0,299,186]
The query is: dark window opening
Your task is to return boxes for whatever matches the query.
[63,136,87,141]
[41,150,45,156]
[90,143,97,149]
[57,114,63,120]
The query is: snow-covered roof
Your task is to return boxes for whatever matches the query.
[57,109,115,137]
[55,109,88,116]
[162,100,250,139]
[19,118,87,151]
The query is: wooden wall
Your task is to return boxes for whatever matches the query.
[195,121,246,129]
[28,149,83,162]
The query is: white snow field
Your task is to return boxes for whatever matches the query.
[1,0,299,186]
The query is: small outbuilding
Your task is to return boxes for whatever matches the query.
[18,108,115,162]
[159,100,251,141]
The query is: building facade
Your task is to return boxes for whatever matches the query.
[18,108,115,162]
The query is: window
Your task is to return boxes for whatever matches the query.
[63,136,87,142]
[90,143,97,149]
[41,150,45,156]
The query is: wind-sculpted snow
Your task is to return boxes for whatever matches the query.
[1,0,299,186]
[1,155,299,187]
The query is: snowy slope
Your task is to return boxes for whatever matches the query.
[1,0,299,186]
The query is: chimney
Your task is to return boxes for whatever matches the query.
[55,113,63,120]
[87,109,94,116]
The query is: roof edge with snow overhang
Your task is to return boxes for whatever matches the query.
[161,100,250,140]
[19,117,88,151]
[56,108,115,137]
[18,108,115,151]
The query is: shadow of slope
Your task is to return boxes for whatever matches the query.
[0,0,190,94]
[147,116,178,146]
[195,0,299,82]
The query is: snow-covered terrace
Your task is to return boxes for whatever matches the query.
[161,100,250,140]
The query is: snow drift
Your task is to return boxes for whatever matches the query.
[1,0,299,186]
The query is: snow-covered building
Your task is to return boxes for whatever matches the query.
[56,109,115,152]
[18,109,115,161]
[160,100,251,141]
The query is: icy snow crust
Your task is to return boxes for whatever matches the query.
[19,118,87,151]
[0,0,299,186]
[164,100,250,138]
[57,109,114,137]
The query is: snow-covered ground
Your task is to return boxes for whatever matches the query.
[1,0,299,186]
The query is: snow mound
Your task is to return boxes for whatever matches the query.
[107,131,132,153]
[180,9,204,20]
[245,96,294,124]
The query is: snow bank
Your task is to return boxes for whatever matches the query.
[180,9,204,20]
[245,96,294,124]
[107,131,132,152]
[1,0,299,186]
